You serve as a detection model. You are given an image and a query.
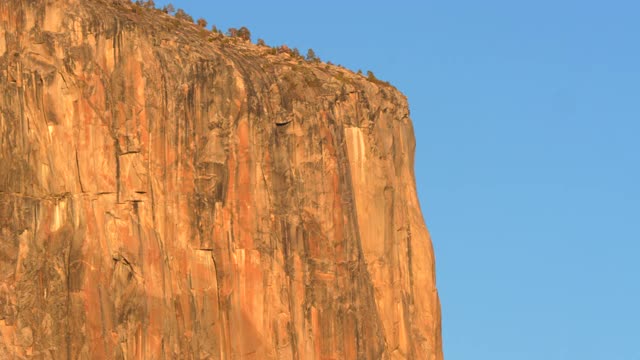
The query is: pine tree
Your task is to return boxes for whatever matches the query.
[306,48,318,62]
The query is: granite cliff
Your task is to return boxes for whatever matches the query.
[0,0,442,358]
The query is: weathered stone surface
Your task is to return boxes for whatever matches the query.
[0,0,442,359]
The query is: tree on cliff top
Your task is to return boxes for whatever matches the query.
[175,8,193,23]
[135,0,155,8]
[228,26,251,41]
[306,48,319,62]
[162,4,175,14]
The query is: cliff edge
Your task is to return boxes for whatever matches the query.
[0,0,442,358]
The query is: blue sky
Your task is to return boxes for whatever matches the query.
[157,1,639,358]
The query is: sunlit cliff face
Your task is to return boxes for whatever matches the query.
[0,1,441,358]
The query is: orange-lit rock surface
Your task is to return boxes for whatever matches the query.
[0,0,442,358]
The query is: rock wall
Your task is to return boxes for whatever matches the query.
[0,0,442,358]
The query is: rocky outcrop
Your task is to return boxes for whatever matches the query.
[0,0,442,358]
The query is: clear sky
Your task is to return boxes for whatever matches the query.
[156,1,639,358]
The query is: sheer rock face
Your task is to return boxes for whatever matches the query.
[0,0,442,359]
